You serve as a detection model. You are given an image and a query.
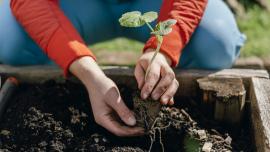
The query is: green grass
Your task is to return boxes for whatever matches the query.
[237,6,270,57]
[90,6,270,59]
[91,38,143,54]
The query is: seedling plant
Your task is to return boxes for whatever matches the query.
[119,11,177,80]
[119,11,177,152]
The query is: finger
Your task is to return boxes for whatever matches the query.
[168,97,175,105]
[151,66,175,100]
[111,97,137,126]
[141,64,161,99]
[134,64,145,90]
[98,115,145,137]
[105,86,137,126]
[161,79,179,105]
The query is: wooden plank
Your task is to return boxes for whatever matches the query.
[0,65,63,83]
[209,69,269,98]
[262,57,270,74]
[250,78,270,151]
[233,57,265,70]
[208,68,268,78]
[0,65,268,80]
[197,77,246,124]
[0,65,268,97]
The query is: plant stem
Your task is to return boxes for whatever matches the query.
[144,37,163,81]
[144,21,163,81]
[146,22,155,32]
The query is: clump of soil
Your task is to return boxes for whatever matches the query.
[133,92,161,131]
[0,80,253,152]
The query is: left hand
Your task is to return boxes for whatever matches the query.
[134,49,179,105]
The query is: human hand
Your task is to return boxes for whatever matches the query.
[70,57,144,136]
[135,49,179,105]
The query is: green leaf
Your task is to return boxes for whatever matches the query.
[119,11,145,27]
[151,27,173,36]
[151,19,177,36]
[161,19,177,28]
[183,135,201,152]
[142,11,158,23]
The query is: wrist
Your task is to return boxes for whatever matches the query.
[144,49,172,66]
[69,56,106,87]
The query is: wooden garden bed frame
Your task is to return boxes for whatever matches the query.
[0,65,269,151]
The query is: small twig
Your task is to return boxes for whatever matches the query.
[181,109,195,122]
[168,117,184,124]
[158,129,165,152]
[153,122,171,130]
[150,117,160,130]
[148,131,156,152]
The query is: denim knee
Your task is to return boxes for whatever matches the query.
[180,20,245,70]
[0,0,51,65]
[0,44,49,65]
[179,0,246,70]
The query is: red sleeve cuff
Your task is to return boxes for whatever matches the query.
[47,28,96,77]
[143,25,182,67]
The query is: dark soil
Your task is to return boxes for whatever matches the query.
[0,80,253,152]
[133,92,161,131]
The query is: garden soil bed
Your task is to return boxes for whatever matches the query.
[0,80,253,152]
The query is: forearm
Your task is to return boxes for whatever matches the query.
[11,0,95,76]
[144,49,172,66]
[69,57,105,89]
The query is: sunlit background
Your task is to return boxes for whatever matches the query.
[90,0,270,65]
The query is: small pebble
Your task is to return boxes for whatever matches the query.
[39,141,48,147]
[0,130,10,136]
[94,138,99,143]
[225,136,232,145]
[102,137,108,143]
[197,130,207,140]
[81,112,88,117]
[202,142,213,152]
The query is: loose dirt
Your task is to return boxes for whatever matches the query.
[0,80,253,152]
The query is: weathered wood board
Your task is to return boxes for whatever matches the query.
[233,57,265,70]
[197,77,246,124]
[0,65,268,98]
[250,78,270,152]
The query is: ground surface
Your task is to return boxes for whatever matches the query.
[0,81,253,152]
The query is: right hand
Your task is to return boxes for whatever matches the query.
[69,57,144,136]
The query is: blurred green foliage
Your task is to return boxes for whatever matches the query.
[91,38,143,53]
[237,6,270,57]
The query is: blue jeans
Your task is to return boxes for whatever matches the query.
[0,0,246,69]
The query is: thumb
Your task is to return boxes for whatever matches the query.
[114,98,137,126]
[106,87,137,126]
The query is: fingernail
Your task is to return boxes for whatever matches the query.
[169,100,174,105]
[142,93,148,99]
[128,115,136,126]
[161,98,168,105]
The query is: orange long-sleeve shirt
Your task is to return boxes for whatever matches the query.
[10,0,207,76]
